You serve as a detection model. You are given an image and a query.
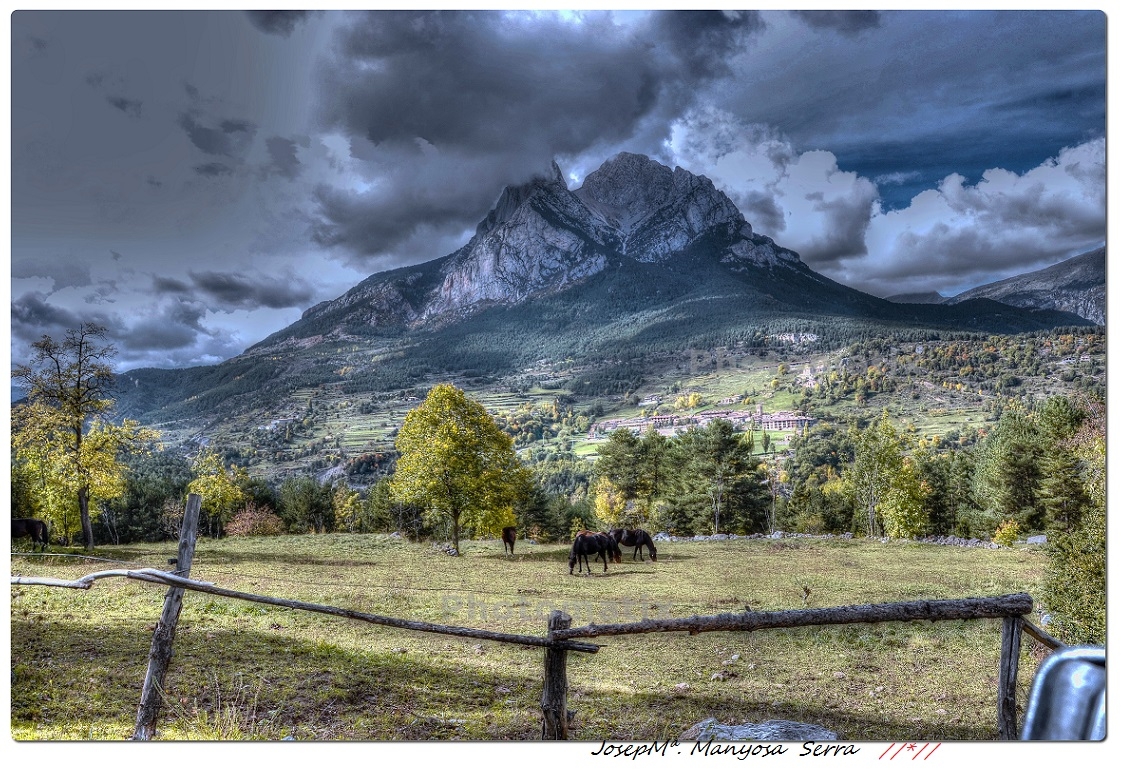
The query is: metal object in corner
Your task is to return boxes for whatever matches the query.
[1021,645,1106,740]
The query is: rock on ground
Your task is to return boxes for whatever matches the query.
[680,718,838,742]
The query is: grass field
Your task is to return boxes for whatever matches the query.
[10,534,1052,742]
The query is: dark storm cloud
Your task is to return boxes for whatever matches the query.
[265,136,302,181]
[152,271,315,311]
[153,276,191,294]
[310,172,498,263]
[186,271,316,311]
[106,95,143,118]
[320,11,657,153]
[177,112,258,157]
[312,10,766,264]
[121,300,208,351]
[874,227,1048,286]
[789,10,881,36]
[10,296,121,371]
[798,190,876,267]
[12,292,86,331]
[647,10,765,79]
[244,10,315,37]
[123,319,202,352]
[194,162,235,177]
[9,291,230,372]
[12,257,93,291]
[741,192,785,237]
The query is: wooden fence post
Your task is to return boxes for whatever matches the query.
[132,493,202,740]
[998,615,1023,740]
[541,610,572,740]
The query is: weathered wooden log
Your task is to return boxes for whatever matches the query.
[541,610,572,740]
[553,593,1034,640]
[124,569,600,654]
[998,615,1024,740]
[132,493,202,740]
[1021,618,1064,650]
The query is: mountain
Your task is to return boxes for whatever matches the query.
[945,248,1105,325]
[114,153,1094,426]
[885,291,946,305]
[253,153,807,349]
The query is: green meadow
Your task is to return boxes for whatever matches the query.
[11,534,1049,741]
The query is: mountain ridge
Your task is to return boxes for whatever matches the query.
[114,152,1097,427]
[253,152,802,351]
[945,247,1105,324]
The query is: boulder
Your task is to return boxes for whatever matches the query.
[1027,535,1048,545]
[680,718,838,742]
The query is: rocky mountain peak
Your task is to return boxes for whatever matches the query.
[274,152,803,344]
[574,152,744,247]
[474,160,568,239]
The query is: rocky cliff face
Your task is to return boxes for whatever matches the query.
[281,153,803,342]
[422,161,612,321]
[947,248,1105,325]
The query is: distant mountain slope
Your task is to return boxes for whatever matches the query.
[946,247,1105,325]
[885,291,946,305]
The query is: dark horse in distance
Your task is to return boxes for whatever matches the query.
[502,526,517,556]
[569,531,622,574]
[608,528,658,562]
[11,518,49,551]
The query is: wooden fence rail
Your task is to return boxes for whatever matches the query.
[552,594,1034,640]
[9,567,599,654]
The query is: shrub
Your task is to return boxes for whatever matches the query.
[226,502,285,537]
[568,516,586,542]
[992,519,1021,547]
[1042,504,1105,644]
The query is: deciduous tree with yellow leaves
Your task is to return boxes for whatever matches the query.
[12,323,159,548]
[392,384,530,554]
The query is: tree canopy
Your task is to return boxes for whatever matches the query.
[12,324,159,548]
[391,383,530,553]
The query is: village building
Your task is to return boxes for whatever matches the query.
[589,403,814,438]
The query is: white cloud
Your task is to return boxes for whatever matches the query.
[854,138,1106,296]
[669,110,1105,298]
[668,108,877,266]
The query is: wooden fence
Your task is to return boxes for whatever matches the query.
[11,494,1060,741]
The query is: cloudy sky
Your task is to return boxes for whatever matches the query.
[8,8,1108,373]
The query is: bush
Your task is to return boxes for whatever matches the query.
[226,502,286,537]
[992,519,1021,547]
[1041,504,1105,644]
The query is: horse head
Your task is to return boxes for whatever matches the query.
[604,533,623,564]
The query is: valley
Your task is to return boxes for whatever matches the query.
[141,326,1105,489]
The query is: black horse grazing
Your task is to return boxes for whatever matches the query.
[502,526,517,556]
[608,528,658,562]
[569,531,622,574]
[11,518,49,551]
